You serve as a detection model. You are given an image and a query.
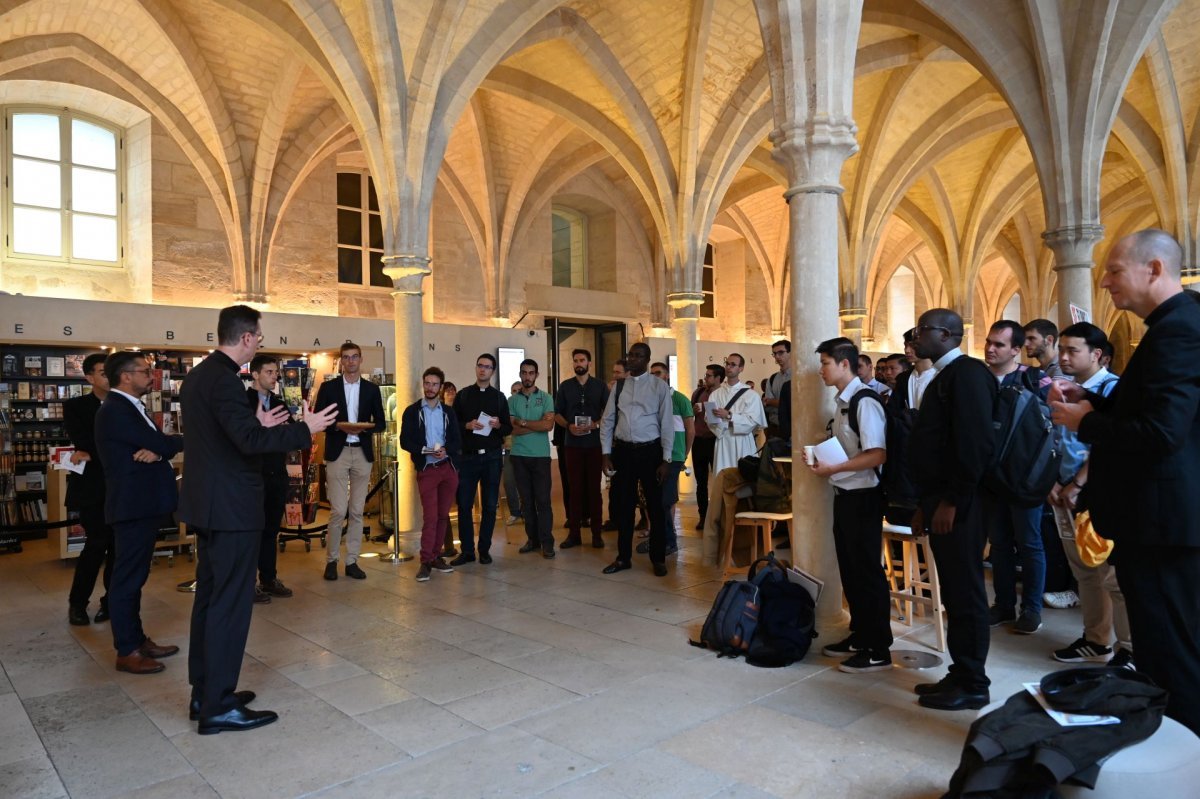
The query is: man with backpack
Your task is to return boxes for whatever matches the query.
[1046,322,1130,668]
[709,353,767,474]
[807,337,893,673]
[982,320,1052,634]
[909,309,998,711]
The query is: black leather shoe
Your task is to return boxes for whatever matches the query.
[602,560,631,574]
[345,562,366,579]
[189,690,256,721]
[918,685,989,711]
[198,706,279,735]
[69,606,90,626]
[93,605,110,623]
[479,552,493,564]
[591,534,605,549]
[636,541,650,555]
[323,562,338,580]
[542,549,555,559]
[449,553,476,566]
[652,562,668,577]
[518,541,539,554]
[914,675,959,696]
[560,538,581,549]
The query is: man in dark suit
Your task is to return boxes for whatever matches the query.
[1051,229,1200,735]
[94,350,185,675]
[66,353,115,626]
[180,305,338,734]
[909,308,997,711]
[313,341,386,580]
[246,354,296,603]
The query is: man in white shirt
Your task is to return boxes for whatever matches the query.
[807,337,892,674]
[708,353,767,474]
[599,342,674,576]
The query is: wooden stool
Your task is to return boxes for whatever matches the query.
[881,521,946,652]
[727,511,794,574]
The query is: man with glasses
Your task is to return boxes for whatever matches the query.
[314,342,387,580]
[450,353,513,565]
[180,305,339,733]
[94,350,185,676]
[709,353,767,475]
[762,340,791,439]
[909,309,998,711]
[65,353,115,627]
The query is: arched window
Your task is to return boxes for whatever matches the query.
[336,171,389,288]
[701,243,715,318]
[4,108,122,264]
[551,206,586,288]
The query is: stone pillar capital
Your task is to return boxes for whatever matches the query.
[838,306,867,321]
[382,253,432,296]
[1043,225,1105,271]
[770,118,858,196]
[667,291,705,320]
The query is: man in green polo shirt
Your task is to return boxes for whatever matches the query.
[645,361,694,557]
[509,358,557,558]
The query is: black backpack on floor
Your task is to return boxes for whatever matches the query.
[689,554,816,667]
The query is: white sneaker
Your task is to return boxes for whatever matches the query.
[506,515,521,526]
[1043,590,1079,609]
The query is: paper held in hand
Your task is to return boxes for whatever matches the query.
[473,412,494,435]
[806,436,849,468]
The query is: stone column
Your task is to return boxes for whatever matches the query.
[772,120,857,629]
[669,291,704,495]
[839,306,866,349]
[1043,225,1104,327]
[382,253,432,533]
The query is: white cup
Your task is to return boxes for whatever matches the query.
[803,445,816,465]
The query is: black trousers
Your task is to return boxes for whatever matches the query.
[832,486,892,651]
[692,436,715,521]
[189,528,259,718]
[257,476,288,584]
[1114,544,1200,735]
[109,517,159,656]
[512,455,554,552]
[925,493,990,691]
[68,504,114,610]
[1041,506,1074,593]
[611,441,665,563]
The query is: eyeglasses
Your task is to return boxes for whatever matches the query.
[772,350,788,357]
[723,361,739,367]
[476,363,495,370]
[125,367,152,376]
[342,354,362,361]
[916,324,958,336]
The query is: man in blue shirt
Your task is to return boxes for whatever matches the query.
[400,367,461,582]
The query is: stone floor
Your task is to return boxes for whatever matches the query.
[0,503,1089,799]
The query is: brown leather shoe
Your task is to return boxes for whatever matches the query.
[139,638,180,659]
[116,651,165,674]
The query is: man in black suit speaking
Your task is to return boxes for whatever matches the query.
[180,305,338,734]
[1052,229,1200,735]
[313,341,386,581]
[94,350,185,675]
[246,354,296,602]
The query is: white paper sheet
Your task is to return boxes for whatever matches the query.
[474,412,494,436]
[809,436,848,468]
[1022,683,1119,726]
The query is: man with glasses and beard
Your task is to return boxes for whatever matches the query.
[762,340,791,439]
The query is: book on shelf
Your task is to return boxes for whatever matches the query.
[45,357,65,378]
[64,354,85,378]
[23,356,42,377]
[17,382,29,400]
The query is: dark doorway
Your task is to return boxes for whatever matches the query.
[544,318,628,395]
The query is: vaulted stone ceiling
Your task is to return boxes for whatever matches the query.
[3,0,1198,341]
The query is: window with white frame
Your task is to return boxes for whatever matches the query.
[5,108,122,264]
[336,171,389,288]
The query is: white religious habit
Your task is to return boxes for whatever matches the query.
[708,380,768,473]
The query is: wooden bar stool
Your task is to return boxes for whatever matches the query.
[726,511,794,574]
[881,520,946,653]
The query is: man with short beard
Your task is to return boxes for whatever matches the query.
[554,348,609,549]
[1023,318,1061,378]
